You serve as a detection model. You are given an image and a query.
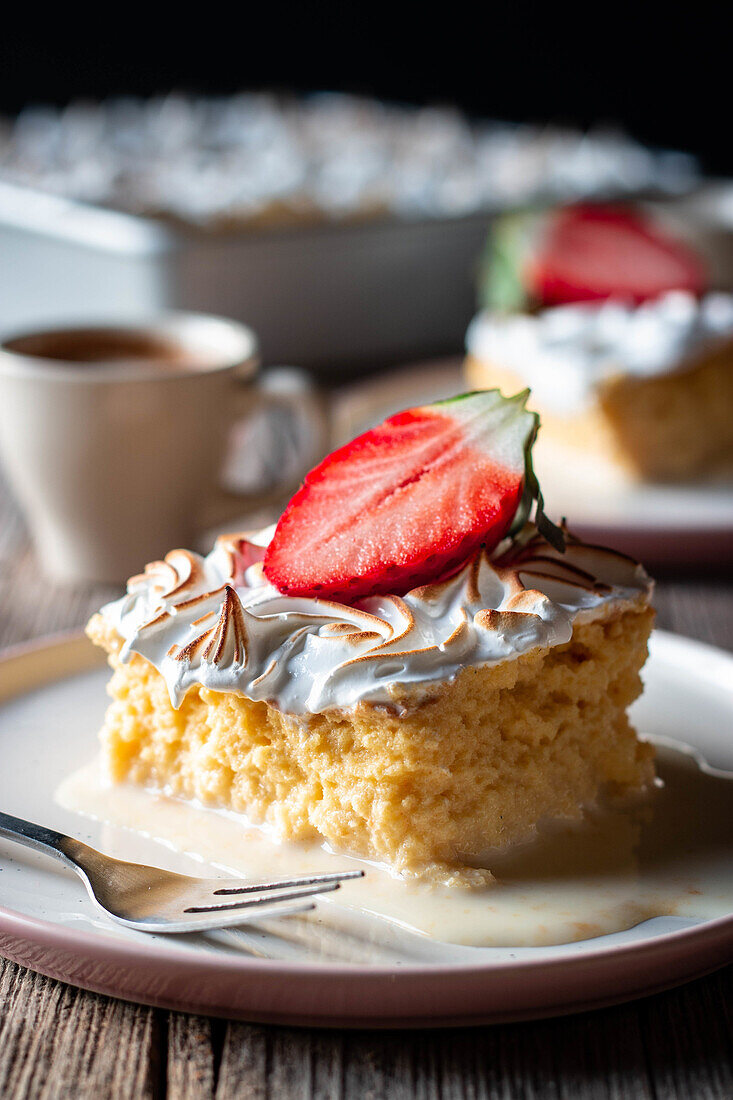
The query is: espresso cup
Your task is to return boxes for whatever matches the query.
[0,314,328,583]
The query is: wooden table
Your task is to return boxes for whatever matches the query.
[1,471,732,1099]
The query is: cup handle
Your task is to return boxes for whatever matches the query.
[198,366,330,533]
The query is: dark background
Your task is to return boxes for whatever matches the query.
[0,7,727,173]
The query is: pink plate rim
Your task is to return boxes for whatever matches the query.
[1,902,732,1027]
[2,887,733,979]
[1,629,732,1026]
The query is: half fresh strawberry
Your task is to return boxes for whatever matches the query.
[263,390,561,603]
[480,204,707,312]
[528,204,706,307]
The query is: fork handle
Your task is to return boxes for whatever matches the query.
[0,810,70,861]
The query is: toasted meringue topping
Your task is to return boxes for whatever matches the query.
[100,525,651,715]
[466,291,733,415]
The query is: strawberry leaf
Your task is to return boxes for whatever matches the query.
[504,394,565,552]
[478,210,543,313]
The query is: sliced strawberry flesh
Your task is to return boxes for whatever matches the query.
[527,204,707,307]
[263,391,537,603]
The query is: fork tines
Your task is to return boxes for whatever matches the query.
[184,869,364,914]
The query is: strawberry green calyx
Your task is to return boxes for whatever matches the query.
[477,210,542,313]
[433,390,564,552]
[511,416,565,552]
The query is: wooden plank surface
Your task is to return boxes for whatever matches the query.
[0,469,732,1099]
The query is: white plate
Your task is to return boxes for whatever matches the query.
[335,361,733,565]
[0,631,732,1027]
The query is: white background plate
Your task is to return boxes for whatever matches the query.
[0,630,732,1027]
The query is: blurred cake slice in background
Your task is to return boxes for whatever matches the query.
[465,204,733,481]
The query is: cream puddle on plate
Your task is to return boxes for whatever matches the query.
[56,741,733,949]
[2,631,733,1024]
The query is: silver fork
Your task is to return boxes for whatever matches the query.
[0,811,364,933]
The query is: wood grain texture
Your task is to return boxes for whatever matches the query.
[167,1013,217,1100]
[0,468,731,1099]
[209,974,733,1099]
[0,958,161,1100]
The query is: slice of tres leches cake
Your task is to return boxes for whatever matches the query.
[87,389,654,886]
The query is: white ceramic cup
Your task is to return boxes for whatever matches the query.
[0,313,328,584]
